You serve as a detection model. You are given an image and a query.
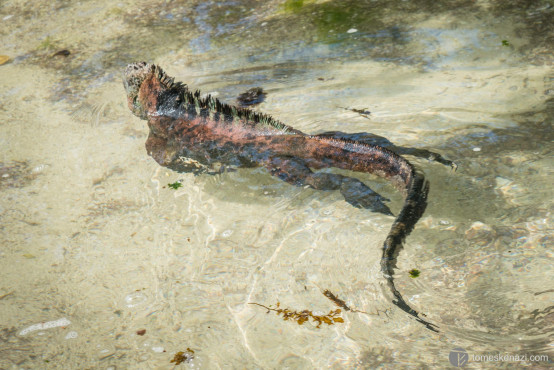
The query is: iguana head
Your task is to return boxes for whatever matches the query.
[123,62,176,119]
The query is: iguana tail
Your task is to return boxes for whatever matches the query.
[380,171,438,332]
[311,136,438,331]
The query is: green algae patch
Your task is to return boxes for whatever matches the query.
[167,181,183,190]
[409,269,421,278]
[283,0,305,13]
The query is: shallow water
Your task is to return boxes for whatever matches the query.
[1,0,552,368]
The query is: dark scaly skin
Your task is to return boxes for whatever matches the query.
[123,62,441,332]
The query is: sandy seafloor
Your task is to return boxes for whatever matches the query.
[0,0,552,368]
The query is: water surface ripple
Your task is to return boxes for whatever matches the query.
[0,0,552,368]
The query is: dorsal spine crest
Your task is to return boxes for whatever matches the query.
[152,65,294,133]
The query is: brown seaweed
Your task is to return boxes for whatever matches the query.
[170,348,195,365]
[249,302,344,328]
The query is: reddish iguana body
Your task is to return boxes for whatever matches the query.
[124,62,446,332]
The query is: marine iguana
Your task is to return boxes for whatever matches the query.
[123,62,451,332]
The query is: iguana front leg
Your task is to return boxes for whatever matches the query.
[265,156,393,215]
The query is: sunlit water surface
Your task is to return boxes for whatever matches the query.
[0,0,552,368]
